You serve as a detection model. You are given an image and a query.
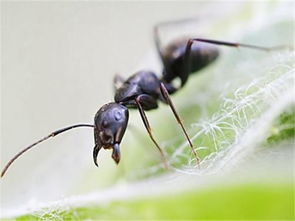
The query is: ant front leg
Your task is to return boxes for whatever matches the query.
[160,83,200,165]
[135,94,169,169]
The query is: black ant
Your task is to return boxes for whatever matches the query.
[1,21,289,178]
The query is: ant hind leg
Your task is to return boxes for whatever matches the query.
[159,82,201,166]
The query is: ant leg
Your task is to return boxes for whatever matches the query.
[182,38,293,87]
[160,82,201,165]
[1,124,94,177]
[135,95,169,169]
[187,38,293,52]
[154,25,168,71]
[154,18,201,75]
[153,25,162,57]
[154,17,200,57]
[113,73,125,90]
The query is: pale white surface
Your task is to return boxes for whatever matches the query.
[0,1,244,213]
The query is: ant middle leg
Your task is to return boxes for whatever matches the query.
[135,95,169,169]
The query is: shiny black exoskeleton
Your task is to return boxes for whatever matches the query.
[81,29,280,167]
[93,37,220,166]
[1,20,279,177]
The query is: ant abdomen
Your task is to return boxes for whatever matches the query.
[161,38,219,88]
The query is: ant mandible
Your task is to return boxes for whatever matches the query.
[1,20,287,177]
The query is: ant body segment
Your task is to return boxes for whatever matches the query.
[1,21,288,178]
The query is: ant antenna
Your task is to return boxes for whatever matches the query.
[1,123,94,178]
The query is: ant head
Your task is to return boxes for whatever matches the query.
[93,102,129,166]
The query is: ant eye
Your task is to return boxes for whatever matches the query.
[114,111,122,121]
